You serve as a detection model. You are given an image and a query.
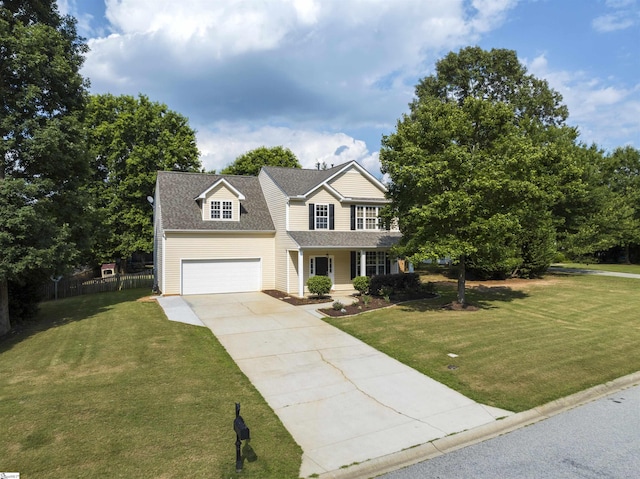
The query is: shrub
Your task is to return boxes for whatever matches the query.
[352,276,370,295]
[306,275,332,297]
[332,301,344,311]
[379,286,393,302]
[369,273,421,296]
[362,294,371,306]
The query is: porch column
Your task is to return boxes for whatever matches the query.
[298,249,305,298]
[360,250,366,277]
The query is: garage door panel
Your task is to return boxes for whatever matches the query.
[182,259,261,295]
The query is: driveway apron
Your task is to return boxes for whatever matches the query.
[181,292,511,478]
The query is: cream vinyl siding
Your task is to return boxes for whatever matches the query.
[162,232,275,295]
[330,250,353,291]
[329,167,385,199]
[288,250,299,294]
[301,250,353,293]
[289,188,353,231]
[203,184,240,221]
[259,171,299,291]
[289,200,309,230]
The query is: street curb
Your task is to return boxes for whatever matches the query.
[314,371,640,479]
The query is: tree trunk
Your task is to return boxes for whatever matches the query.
[0,278,10,336]
[457,255,466,306]
[625,244,631,264]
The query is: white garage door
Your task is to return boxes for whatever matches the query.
[182,258,261,295]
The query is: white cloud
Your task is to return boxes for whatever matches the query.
[592,13,634,32]
[592,0,639,32]
[79,0,524,176]
[469,0,519,34]
[527,54,640,150]
[102,0,317,58]
[196,123,381,175]
[83,0,520,135]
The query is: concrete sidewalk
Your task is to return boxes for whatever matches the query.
[157,292,511,478]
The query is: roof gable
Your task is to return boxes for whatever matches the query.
[262,161,385,199]
[196,178,246,201]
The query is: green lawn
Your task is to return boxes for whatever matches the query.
[0,290,301,479]
[325,273,640,412]
[553,262,640,274]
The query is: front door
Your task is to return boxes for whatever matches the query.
[315,257,329,276]
[310,256,334,287]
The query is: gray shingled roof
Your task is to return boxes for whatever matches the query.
[261,163,346,197]
[288,231,402,249]
[157,171,275,231]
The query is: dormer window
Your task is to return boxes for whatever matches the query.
[211,200,233,220]
[197,178,245,222]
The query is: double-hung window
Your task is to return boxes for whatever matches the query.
[222,201,232,219]
[355,251,387,276]
[315,204,329,230]
[356,206,382,230]
[211,200,233,220]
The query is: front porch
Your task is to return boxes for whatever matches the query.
[287,248,400,298]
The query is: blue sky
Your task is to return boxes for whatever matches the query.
[59,0,639,175]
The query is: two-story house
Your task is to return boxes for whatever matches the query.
[153,160,402,297]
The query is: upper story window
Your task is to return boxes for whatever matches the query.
[211,200,233,220]
[355,206,383,230]
[315,204,329,229]
[308,203,334,230]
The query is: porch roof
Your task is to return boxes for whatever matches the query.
[288,231,402,249]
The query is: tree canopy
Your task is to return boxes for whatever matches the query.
[84,93,201,264]
[599,146,640,262]
[221,146,301,176]
[380,46,579,304]
[0,0,90,334]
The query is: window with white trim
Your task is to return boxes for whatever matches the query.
[356,206,383,230]
[315,204,329,229]
[356,251,387,276]
[222,201,232,219]
[210,200,233,220]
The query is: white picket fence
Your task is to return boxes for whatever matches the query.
[40,272,154,301]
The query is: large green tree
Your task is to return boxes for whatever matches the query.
[85,94,201,264]
[380,47,577,304]
[601,146,640,262]
[221,146,301,176]
[0,0,90,335]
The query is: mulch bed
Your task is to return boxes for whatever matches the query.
[319,295,396,317]
[262,289,334,305]
[263,289,437,316]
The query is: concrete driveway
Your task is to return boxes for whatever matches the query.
[168,292,512,477]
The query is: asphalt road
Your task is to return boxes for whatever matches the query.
[380,384,640,479]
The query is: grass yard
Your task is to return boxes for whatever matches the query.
[324,273,640,412]
[553,262,640,275]
[0,289,301,479]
